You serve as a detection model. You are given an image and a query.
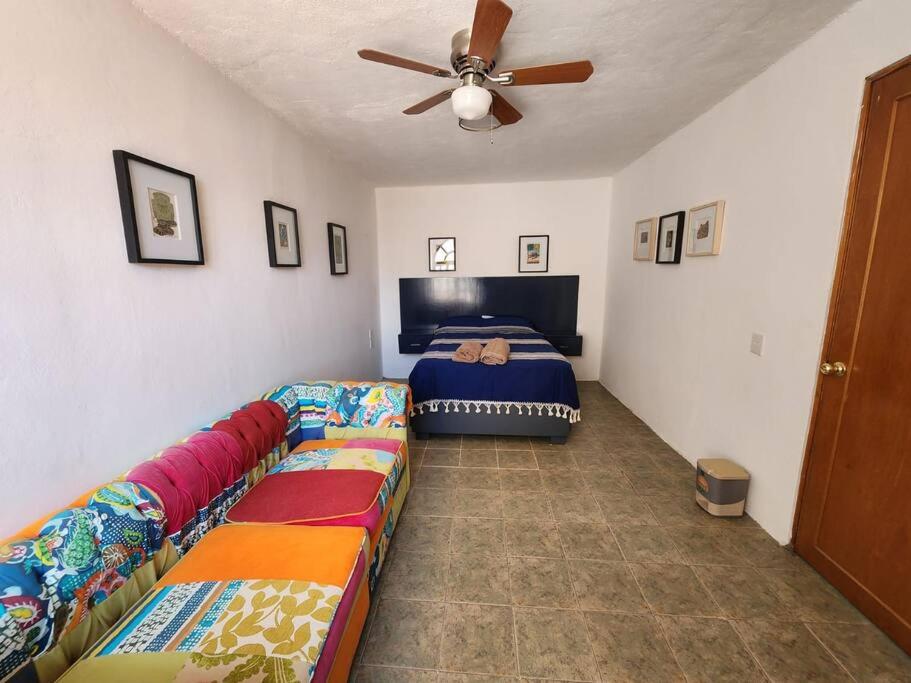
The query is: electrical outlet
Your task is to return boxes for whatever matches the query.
[368,329,374,350]
[750,332,764,357]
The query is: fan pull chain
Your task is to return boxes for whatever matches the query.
[490,113,494,144]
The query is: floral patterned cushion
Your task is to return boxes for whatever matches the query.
[0,482,165,679]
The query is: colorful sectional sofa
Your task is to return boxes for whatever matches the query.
[0,381,409,683]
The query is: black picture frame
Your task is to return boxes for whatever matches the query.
[263,201,301,268]
[518,234,550,273]
[656,211,685,264]
[428,237,457,272]
[112,150,204,265]
[327,223,349,275]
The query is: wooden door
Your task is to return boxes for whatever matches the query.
[794,56,911,653]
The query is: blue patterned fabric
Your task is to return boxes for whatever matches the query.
[262,385,302,449]
[0,483,165,678]
[409,324,580,418]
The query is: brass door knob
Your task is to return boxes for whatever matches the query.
[820,361,847,377]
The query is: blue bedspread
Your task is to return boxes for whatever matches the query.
[408,323,581,422]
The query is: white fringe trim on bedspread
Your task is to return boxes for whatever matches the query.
[410,399,582,424]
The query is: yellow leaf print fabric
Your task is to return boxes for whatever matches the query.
[195,580,341,661]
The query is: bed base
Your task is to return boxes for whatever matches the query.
[411,412,570,444]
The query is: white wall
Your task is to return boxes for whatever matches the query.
[376,179,611,380]
[0,1,381,536]
[600,0,911,543]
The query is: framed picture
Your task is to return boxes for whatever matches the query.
[327,223,349,275]
[633,218,657,261]
[656,211,685,264]
[112,150,204,264]
[687,200,726,256]
[518,235,549,273]
[428,237,456,271]
[264,201,301,267]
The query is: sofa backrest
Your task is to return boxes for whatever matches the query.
[125,401,287,557]
[0,482,165,681]
[264,381,410,447]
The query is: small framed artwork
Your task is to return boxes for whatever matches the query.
[264,201,301,267]
[687,200,725,256]
[656,211,685,264]
[633,218,657,261]
[518,235,549,273]
[327,223,349,275]
[113,150,204,264]
[429,237,456,271]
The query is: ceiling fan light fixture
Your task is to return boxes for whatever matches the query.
[451,84,492,120]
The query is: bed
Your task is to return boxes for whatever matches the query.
[408,315,581,443]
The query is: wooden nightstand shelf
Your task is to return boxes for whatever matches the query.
[398,333,434,354]
[545,335,583,356]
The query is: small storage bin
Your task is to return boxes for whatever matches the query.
[695,458,750,517]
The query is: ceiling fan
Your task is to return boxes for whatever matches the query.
[357,0,594,130]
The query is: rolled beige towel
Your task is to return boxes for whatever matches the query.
[480,337,510,365]
[452,341,483,363]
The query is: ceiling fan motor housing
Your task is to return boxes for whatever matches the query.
[450,28,498,79]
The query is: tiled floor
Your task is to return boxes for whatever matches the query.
[352,382,911,682]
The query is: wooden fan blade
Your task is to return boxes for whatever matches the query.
[468,0,513,65]
[403,90,454,115]
[490,90,522,125]
[500,60,594,86]
[358,49,452,77]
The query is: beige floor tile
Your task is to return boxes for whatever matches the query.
[694,565,792,620]
[629,563,722,616]
[496,435,532,450]
[549,492,605,523]
[405,487,456,517]
[509,557,577,608]
[500,491,553,520]
[505,519,564,558]
[450,489,503,518]
[671,526,749,566]
[450,518,506,557]
[594,493,658,526]
[380,550,448,601]
[460,449,498,468]
[363,598,446,668]
[582,467,634,494]
[462,435,498,449]
[416,466,461,490]
[808,622,911,681]
[499,470,543,492]
[429,436,463,448]
[584,611,684,682]
[355,666,439,682]
[557,521,623,561]
[533,451,578,471]
[761,566,867,623]
[394,515,453,554]
[734,619,852,681]
[612,525,685,564]
[569,560,648,613]
[439,603,517,676]
[542,469,589,494]
[457,468,500,490]
[447,554,511,605]
[496,450,537,469]
[514,607,599,681]
[424,448,461,467]
[658,615,766,682]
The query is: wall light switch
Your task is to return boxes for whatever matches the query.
[750,332,764,357]
[368,329,374,349]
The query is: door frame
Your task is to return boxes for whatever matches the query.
[791,52,911,543]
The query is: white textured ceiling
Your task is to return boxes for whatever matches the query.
[132,0,853,186]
